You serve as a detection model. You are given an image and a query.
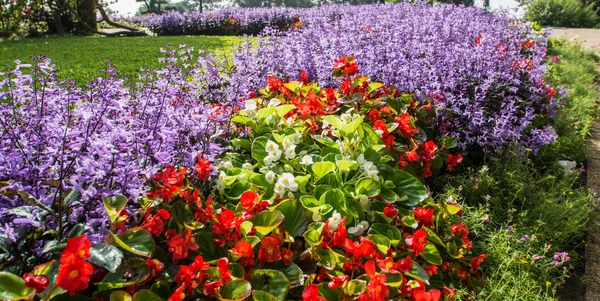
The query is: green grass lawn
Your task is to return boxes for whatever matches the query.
[0,35,241,84]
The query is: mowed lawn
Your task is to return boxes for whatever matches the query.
[0,35,241,84]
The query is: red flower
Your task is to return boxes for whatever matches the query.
[406,145,419,162]
[147,166,187,200]
[212,209,242,236]
[56,259,94,296]
[240,191,268,219]
[522,40,535,48]
[398,158,408,169]
[282,248,294,266]
[412,207,434,227]
[420,141,438,161]
[146,259,165,279]
[203,281,221,296]
[547,87,557,96]
[412,289,441,301]
[395,113,419,137]
[332,217,348,248]
[383,135,396,148]
[396,256,413,273]
[258,236,282,264]
[300,70,310,84]
[451,222,470,237]
[425,265,438,277]
[267,76,283,91]
[333,56,359,77]
[368,109,381,122]
[406,229,428,256]
[23,273,48,293]
[61,234,91,263]
[378,257,399,274]
[195,155,212,181]
[302,284,325,301]
[470,254,488,274]
[232,240,255,266]
[447,154,463,171]
[328,275,349,289]
[441,262,452,272]
[475,34,483,45]
[456,268,467,281]
[373,120,389,135]
[383,202,398,219]
[361,260,389,301]
[344,237,377,260]
[217,257,232,284]
[168,285,186,301]
[168,230,200,263]
[142,209,171,236]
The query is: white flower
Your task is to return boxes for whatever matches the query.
[238,173,248,182]
[278,172,298,191]
[375,129,384,137]
[245,99,257,111]
[269,150,282,161]
[301,155,314,165]
[221,161,234,169]
[285,148,296,160]
[328,211,342,231]
[265,171,276,184]
[242,163,253,170]
[263,156,274,166]
[558,160,577,175]
[268,98,281,108]
[367,171,380,180]
[274,182,285,196]
[265,140,280,153]
[341,113,353,124]
[357,154,366,164]
[359,194,369,208]
[216,171,227,191]
[282,136,295,151]
[291,133,301,144]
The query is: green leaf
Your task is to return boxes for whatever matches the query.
[405,262,430,284]
[249,211,284,238]
[446,241,461,259]
[261,262,303,287]
[98,258,150,291]
[421,243,442,265]
[367,82,384,93]
[63,189,82,207]
[368,223,402,246]
[316,248,336,270]
[312,162,336,182]
[446,204,462,215]
[368,234,391,254]
[89,243,124,273]
[249,269,290,301]
[110,291,132,301]
[149,280,172,299]
[33,261,64,300]
[341,116,364,137]
[275,200,311,237]
[336,160,357,173]
[0,272,34,300]
[345,279,366,296]
[440,136,457,149]
[232,116,257,128]
[393,170,428,207]
[257,108,276,120]
[110,228,155,257]
[401,216,419,229]
[103,195,128,224]
[355,177,381,197]
[133,290,163,301]
[226,182,252,199]
[275,104,297,117]
[251,136,270,164]
[252,291,278,301]
[422,227,445,247]
[383,273,404,287]
[195,232,227,261]
[219,280,252,301]
[320,116,345,131]
[317,283,341,301]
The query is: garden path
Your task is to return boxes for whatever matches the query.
[550,28,600,53]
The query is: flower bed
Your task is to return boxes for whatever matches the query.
[0,3,593,301]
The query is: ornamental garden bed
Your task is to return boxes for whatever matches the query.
[0,3,599,301]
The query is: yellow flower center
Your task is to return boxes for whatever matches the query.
[386,262,394,269]
[69,270,79,278]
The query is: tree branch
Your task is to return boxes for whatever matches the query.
[96,2,143,32]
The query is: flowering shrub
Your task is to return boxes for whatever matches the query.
[0,47,232,272]
[0,60,486,301]
[194,3,560,153]
[146,8,301,36]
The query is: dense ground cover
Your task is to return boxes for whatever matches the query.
[0,3,598,301]
[0,35,240,84]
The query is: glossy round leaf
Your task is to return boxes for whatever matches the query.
[219,280,252,301]
[275,200,311,237]
[355,177,381,197]
[421,243,442,265]
[249,211,284,238]
[0,272,34,300]
[252,290,279,301]
[111,228,155,257]
[312,162,336,181]
[368,223,402,246]
[110,291,132,301]
[103,195,128,224]
[89,243,124,273]
[249,269,290,301]
[393,170,428,207]
[133,290,163,301]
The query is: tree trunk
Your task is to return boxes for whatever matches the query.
[52,10,65,35]
[78,0,97,31]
